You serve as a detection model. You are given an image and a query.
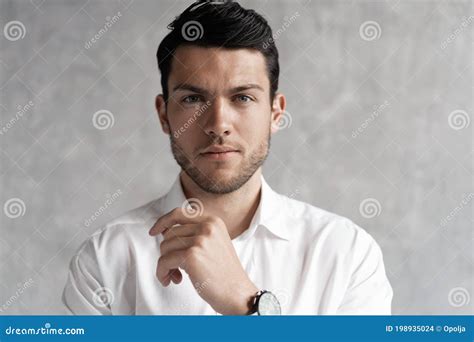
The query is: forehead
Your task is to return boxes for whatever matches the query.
[168,46,269,91]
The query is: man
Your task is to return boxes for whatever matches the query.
[63,0,393,315]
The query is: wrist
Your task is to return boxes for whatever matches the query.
[228,282,259,315]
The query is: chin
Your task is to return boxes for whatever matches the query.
[192,169,251,194]
[204,168,238,180]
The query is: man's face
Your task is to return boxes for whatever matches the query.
[157,46,283,194]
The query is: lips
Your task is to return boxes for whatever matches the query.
[201,145,239,154]
[199,145,240,160]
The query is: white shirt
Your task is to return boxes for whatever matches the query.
[62,175,393,315]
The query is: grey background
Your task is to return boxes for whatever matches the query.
[0,0,472,314]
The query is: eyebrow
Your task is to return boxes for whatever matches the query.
[172,83,264,95]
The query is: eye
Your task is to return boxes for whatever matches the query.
[182,95,203,104]
[234,94,254,103]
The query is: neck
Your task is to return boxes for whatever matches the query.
[179,169,262,239]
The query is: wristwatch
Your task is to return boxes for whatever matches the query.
[250,290,281,315]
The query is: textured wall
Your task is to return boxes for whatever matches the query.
[0,0,472,315]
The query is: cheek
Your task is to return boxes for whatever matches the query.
[238,119,270,148]
[167,107,205,139]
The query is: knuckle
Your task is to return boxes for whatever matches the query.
[207,216,222,226]
[165,208,181,222]
[186,246,199,259]
[171,207,181,215]
[159,241,166,254]
[157,255,165,267]
[194,235,206,248]
[201,222,214,235]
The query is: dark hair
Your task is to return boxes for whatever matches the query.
[156,0,279,102]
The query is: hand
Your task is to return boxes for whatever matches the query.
[149,208,258,315]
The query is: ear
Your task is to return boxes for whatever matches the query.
[270,93,286,134]
[155,94,170,135]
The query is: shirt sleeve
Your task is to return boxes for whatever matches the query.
[336,229,393,315]
[62,237,112,315]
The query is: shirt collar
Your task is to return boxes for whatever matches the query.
[257,176,291,241]
[159,174,291,242]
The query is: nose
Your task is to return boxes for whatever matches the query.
[203,97,232,139]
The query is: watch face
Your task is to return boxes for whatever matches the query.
[258,291,281,315]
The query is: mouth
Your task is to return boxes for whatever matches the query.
[200,150,240,160]
[199,146,240,160]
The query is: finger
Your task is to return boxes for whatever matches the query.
[160,236,195,256]
[162,224,200,241]
[162,268,183,286]
[160,235,197,286]
[149,207,206,236]
[168,269,183,284]
[156,249,188,285]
